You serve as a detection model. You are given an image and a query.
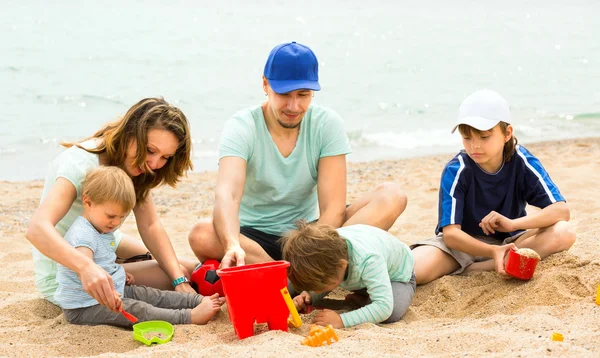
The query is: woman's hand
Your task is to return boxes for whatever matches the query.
[293,291,311,312]
[80,261,120,312]
[313,309,344,328]
[174,282,197,294]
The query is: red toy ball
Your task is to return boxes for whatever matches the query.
[190,259,225,297]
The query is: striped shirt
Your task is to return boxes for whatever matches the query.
[54,216,126,309]
[436,145,565,239]
[33,141,124,304]
[311,225,414,327]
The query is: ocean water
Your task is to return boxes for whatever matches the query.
[1,0,599,181]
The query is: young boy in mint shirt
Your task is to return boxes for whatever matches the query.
[281,221,416,328]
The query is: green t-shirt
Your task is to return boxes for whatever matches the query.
[311,224,415,327]
[219,104,351,235]
[32,141,123,304]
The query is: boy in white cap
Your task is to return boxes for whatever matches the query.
[188,42,408,268]
[411,89,575,284]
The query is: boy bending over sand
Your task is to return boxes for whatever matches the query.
[281,221,415,328]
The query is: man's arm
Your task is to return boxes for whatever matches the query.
[213,156,247,267]
[316,154,347,228]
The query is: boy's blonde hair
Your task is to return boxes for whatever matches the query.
[458,122,518,162]
[280,220,348,292]
[82,167,136,212]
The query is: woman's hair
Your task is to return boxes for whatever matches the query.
[458,122,518,162]
[63,97,193,202]
[280,220,348,292]
[82,167,136,212]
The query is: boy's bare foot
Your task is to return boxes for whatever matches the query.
[344,293,370,308]
[190,293,225,325]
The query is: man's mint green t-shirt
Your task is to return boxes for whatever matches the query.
[32,141,123,305]
[219,104,351,235]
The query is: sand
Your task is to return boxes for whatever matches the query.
[1,137,599,357]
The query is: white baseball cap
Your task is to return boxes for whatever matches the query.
[451,89,511,133]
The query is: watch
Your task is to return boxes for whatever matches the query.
[171,276,190,287]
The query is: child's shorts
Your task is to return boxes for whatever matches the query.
[410,232,526,275]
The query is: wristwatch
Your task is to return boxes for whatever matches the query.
[171,276,190,287]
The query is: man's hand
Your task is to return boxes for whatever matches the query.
[492,243,517,278]
[480,211,516,235]
[313,309,344,328]
[293,291,312,312]
[125,272,135,285]
[221,245,246,268]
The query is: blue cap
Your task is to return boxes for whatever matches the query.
[263,41,321,94]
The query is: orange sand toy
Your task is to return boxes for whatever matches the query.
[301,324,339,347]
[596,285,600,305]
[551,332,564,342]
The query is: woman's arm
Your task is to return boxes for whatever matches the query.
[133,191,195,293]
[25,178,119,310]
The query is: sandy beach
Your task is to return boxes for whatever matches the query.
[1,137,599,357]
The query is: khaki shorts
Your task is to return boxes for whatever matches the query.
[410,231,526,275]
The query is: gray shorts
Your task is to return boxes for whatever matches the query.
[62,285,203,327]
[410,232,526,275]
[346,272,417,324]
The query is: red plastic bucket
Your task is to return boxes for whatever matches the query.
[505,248,539,280]
[218,261,290,339]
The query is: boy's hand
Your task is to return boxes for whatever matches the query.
[293,291,311,312]
[479,211,516,235]
[313,309,343,328]
[125,272,135,285]
[492,244,516,278]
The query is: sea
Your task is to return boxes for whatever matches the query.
[1,0,599,181]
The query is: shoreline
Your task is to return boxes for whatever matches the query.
[2,136,599,184]
[1,136,599,357]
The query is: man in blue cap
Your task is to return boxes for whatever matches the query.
[189,42,407,268]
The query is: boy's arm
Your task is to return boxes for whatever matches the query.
[511,202,570,230]
[75,246,94,260]
[443,224,514,276]
[309,291,331,305]
[339,257,394,327]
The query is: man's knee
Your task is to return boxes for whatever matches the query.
[375,182,408,214]
[188,219,215,247]
[551,221,576,252]
[188,219,221,261]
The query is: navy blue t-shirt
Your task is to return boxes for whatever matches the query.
[436,145,565,241]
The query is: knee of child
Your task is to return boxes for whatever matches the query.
[383,307,405,324]
[554,221,576,250]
